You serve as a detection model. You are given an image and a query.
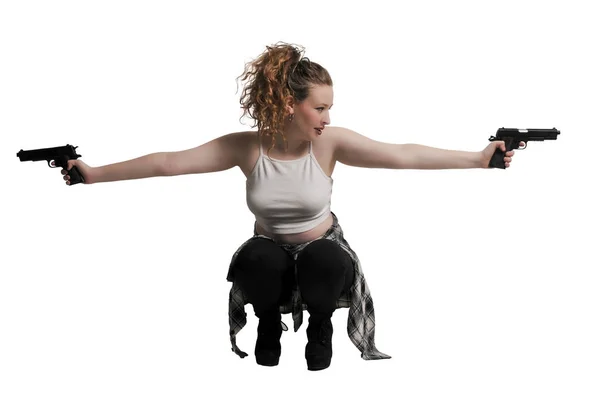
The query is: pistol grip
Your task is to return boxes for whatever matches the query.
[68,166,85,185]
[488,147,506,169]
[488,136,516,169]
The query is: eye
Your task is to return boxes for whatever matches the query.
[316,107,324,112]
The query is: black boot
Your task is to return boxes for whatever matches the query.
[255,310,283,366]
[305,311,334,371]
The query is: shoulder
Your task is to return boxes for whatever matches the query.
[322,125,350,141]
[232,130,258,162]
[235,130,257,151]
[320,125,347,157]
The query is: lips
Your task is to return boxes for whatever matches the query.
[315,128,323,135]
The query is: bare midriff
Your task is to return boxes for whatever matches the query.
[255,212,334,244]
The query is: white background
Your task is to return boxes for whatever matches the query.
[1,0,598,397]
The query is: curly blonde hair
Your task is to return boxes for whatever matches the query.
[236,42,333,158]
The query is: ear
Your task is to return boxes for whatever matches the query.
[284,95,295,115]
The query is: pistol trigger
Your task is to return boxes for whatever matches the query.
[48,160,56,168]
[516,142,527,150]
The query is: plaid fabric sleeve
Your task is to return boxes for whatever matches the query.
[226,237,256,358]
[336,237,392,360]
[228,281,249,358]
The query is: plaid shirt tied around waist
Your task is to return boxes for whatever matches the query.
[226,211,391,361]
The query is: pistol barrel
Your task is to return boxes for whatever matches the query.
[17,144,81,162]
[497,128,560,140]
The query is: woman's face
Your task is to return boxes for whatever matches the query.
[289,84,333,139]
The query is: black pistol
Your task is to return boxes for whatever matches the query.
[488,127,560,169]
[17,144,85,185]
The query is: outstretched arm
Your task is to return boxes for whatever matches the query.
[332,127,522,170]
[61,132,242,185]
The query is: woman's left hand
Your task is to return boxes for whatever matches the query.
[481,141,526,168]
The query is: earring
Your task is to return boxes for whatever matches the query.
[288,114,295,122]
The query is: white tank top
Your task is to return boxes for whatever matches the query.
[246,132,334,234]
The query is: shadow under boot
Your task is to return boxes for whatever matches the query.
[255,310,283,366]
[305,311,334,371]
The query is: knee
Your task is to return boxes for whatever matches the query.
[233,238,293,275]
[297,239,352,275]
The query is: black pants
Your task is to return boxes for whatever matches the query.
[231,238,354,318]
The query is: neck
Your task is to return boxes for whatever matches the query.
[264,132,308,154]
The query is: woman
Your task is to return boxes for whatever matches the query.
[59,42,521,371]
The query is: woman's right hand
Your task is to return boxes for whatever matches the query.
[53,159,94,185]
